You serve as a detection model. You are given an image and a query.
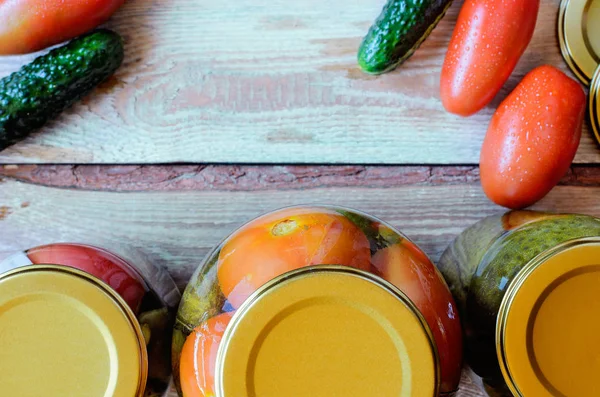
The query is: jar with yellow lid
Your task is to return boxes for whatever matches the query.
[0,243,181,397]
[438,211,600,397]
[172,206,463,397]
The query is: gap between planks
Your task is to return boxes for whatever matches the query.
[2,164,600,192]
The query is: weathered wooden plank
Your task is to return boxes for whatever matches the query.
[4,168,600,282]
[0,0,596,164]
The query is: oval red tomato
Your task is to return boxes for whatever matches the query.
[372,241,463,394]
[440,0,540,116]
[217,208,371,308]
[179,312,233,397]
[0,0,126,54]
[480,65,586,209]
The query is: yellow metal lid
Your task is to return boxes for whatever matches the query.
[559,0,600,85]
[0,265,147,396]
[215,265,439,397]
[559,0,600,84]
[589,65,600,144]
[497,239,600,397]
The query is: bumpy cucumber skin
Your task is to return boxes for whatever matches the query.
[358,0,453,74]
[0,29,124,150]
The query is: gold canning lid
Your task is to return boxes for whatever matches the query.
[0,265,147,396]
[215,265,439,397]
[497,238,600,397]
[589,65,600,144]
[559,0,600,85]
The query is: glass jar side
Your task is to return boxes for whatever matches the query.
[438,211,559,319]
[465,214,600,392]
[0,243,180,397]
[172,205,464,396]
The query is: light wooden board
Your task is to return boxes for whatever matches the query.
[8,178,600,282]
[3,178,600,395]
[0,0,597,164]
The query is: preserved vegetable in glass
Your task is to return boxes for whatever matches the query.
[439,211,600,396]
[0,243,180,397]
[173,206,463,397]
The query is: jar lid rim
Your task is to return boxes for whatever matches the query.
[497,237,600,396]
[215,265,440,397]
[0,264,148,397]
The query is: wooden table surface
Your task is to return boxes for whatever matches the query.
[1,0,600,396]
[0,0,598,164]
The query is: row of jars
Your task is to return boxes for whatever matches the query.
[1,206,599,396]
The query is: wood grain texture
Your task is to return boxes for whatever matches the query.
[4,171,600,395]
[0,0,597,164]
[5,164,600,191]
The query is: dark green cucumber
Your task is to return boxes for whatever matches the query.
[358,0,453,74]
[0,29,124,150]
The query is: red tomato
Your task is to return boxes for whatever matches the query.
[440,0,540,116]
[26,243,146,312]
[0,0,125,54]
[217,208,371,308]
[372,242,463,394]
[480,65,585,209]
[180,312,233,397]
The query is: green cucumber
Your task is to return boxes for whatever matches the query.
[358,0,453,74]
[0,29,124,150]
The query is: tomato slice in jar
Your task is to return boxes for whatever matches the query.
[26,244,147,313]
[180,312,233,397]
[217,208,371,308]
[372,241,463,394]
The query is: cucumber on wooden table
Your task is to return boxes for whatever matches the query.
[358,0,453,75]
[0,29,124,151]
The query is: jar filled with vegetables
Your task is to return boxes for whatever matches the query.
[173,206,463,397]
[0,243,180,397]
[439,211,600,396]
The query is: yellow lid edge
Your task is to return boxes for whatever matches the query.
[559,0,591,85]
[557,0,596,86]
[589,66,600,145]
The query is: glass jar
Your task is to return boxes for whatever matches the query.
[0,243,180,397]
[173,206,463,397]
[438,211,600,396]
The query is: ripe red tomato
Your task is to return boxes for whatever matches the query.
[440,0,540,116]
[0,0,126,54]
[26,243,146,312]
[217,208,371,308]
[179,312,233,397]
[372,242,463,394]
[480,65,586,209]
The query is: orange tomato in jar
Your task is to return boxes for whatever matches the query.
[179,312,233,397]
[217,208,371,308]
[372,241,463,394]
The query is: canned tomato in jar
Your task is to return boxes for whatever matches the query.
[173,206,463,397]
[0,243,180,397]
[438,211,600,397]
